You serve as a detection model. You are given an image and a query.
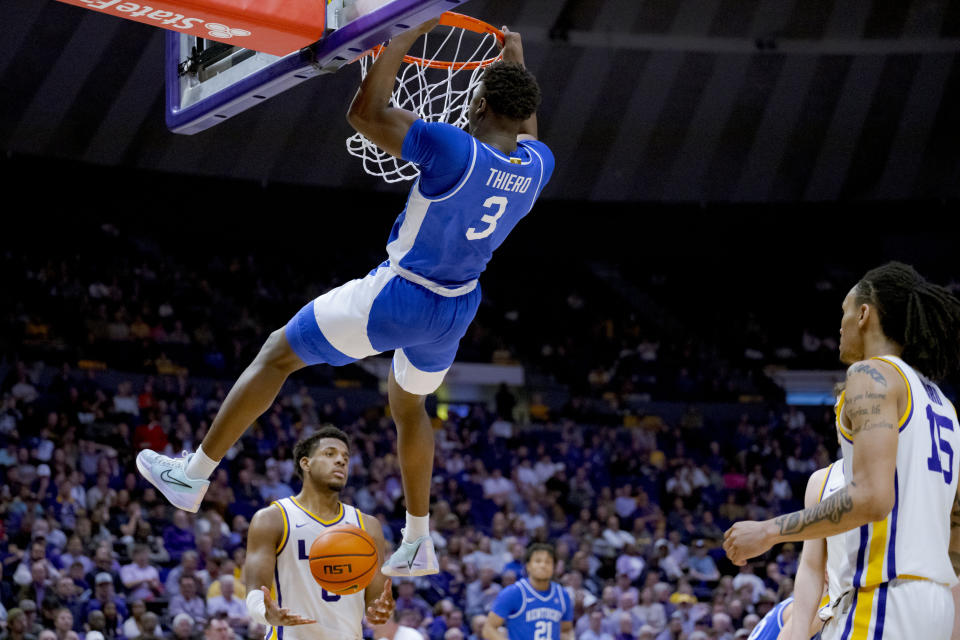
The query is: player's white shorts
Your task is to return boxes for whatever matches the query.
[819,578,953,640]
[284,262,481,395]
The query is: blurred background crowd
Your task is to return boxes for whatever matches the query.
[1,219,957,640]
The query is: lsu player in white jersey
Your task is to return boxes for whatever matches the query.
[749,462,849,640]
[243,427,396,640]
[137,18,552,579]
[779,462,852,640]
[725,262,960,640]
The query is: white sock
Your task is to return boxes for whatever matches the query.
[404,513,430,542]
[185,445,219,481]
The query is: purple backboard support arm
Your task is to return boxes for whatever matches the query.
[165,0,467,134]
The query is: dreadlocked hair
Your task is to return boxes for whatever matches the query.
[855,261,960,381]
[481,61,541,122]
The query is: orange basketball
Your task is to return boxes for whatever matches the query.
[308,524,379,595]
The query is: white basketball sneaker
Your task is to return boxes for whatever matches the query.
[136,450,210,513]
[381,531,439,577]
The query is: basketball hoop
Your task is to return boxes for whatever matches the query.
[346,13,504,183]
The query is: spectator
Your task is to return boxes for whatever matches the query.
[654,612,684,640]
[580,611,613,640]
[463,569,501,619]
[83,549,121,594]
[17,602,42,637]
[82,574,128,623]
[169,577,208,633]
[1,609,36,640]
[13,539,60,587]
[206,577,248,632]
[394,582,431,624]
[83,610,109,640]
[731,566,764,605]
[121,601,163,639]
[203,617,234,640]
[257,468,293,505]
[171,614,197,640]
[52,609,74,640]
[120,545,163,601]
[165,551,201,598]
[163,512,197,565]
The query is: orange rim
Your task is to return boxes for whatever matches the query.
[364,12,504,71]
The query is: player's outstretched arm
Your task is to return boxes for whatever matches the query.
[361,514,395,626]
[244,506,317,627]
[785,466,830,640]
[724,361,901,565]
[499,26,538,141]
[347,19,439,158]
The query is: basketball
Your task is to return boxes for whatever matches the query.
[308,524,379,595]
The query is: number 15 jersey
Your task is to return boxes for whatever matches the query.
[836,355,960,588]
[389,120,555,292]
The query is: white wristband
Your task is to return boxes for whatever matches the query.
[247,589,269,626]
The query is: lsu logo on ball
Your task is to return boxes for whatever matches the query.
[323,564,353,575]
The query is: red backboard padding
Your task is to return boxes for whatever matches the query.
[57,0,326,55]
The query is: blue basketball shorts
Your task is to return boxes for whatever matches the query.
[284,264,482,395]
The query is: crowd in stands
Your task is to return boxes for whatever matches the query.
[4,222,957,640]
[4,221,918,407]
[1,355,840,640]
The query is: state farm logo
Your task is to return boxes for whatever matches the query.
[72,0,254,38]
[205,23,251,39]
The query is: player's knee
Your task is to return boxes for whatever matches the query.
[388,389,427,426]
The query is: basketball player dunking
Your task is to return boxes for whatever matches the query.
[137,19,553,578]
[243,427,396,640]
[725,262,960,640]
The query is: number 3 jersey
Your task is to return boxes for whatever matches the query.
[389,120,555,293]
[490,579,572,640]
[269,498,368,640]
[835,355,960,589]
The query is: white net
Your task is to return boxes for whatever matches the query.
[346,18,502,183]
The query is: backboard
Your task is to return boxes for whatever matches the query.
[165,0,470,134]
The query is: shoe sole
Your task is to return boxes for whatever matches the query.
[136,455,204,513]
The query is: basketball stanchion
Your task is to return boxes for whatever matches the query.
[346,12,504,183]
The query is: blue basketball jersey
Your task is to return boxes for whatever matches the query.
[748,598,821,640]
[490,579,572,640]
[391,120,554,290]
[748,598,791,640]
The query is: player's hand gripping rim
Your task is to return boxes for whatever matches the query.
[366,578,395,626]
[261,586,317,626]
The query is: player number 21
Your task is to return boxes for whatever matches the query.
[533,621,551,640]
[466,196,508,240]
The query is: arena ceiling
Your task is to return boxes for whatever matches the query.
[3,0,960,203]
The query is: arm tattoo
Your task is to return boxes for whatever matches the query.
[849,364,888,387]
[844,390,894,433]
[774,486,855,536]
[952,493,960,530]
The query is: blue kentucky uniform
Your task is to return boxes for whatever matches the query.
[490,578,572,640]
[748,598,822,640]
[749,598,792,640]
[286,120,554,394]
